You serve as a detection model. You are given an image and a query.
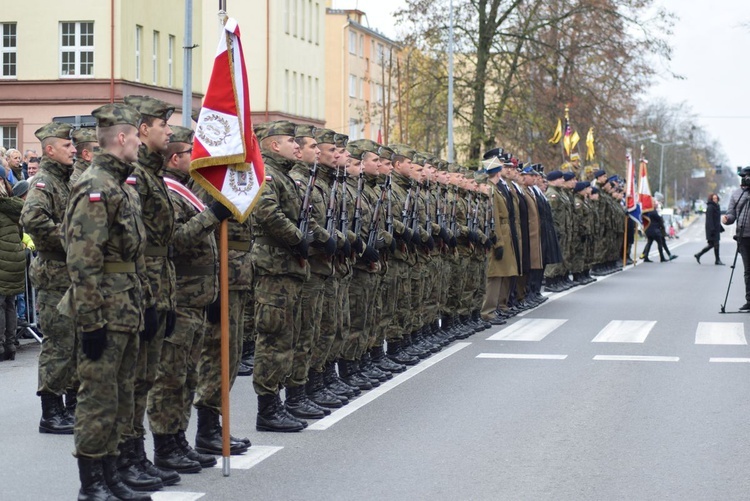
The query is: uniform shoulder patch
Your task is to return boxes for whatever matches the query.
[89,192,102,202]
[265,175,273,182]
[549,193,557,199]
[35,182,46,189]
[126,176,137,185]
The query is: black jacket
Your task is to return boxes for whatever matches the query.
[705,200,723,242]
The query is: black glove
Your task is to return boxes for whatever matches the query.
[484,238,492,250]
[403,228,413,242]
[141,306,158,342]
[362,245,379,263]
[209,201,232,221]
[165,310,176,338]
[340,239,351,258]
[323,236,336,256]
[490,234,498,245]
[81,327,107,361]
[389,239,397,253]
[468,230,479,243]
[207,297,221,324]
[449,236,458,248]
[425,236,435,251]
[353,237,365,255]
[494,246,504,261]
[439,227,450,243]
[411,230,421,246]
[294,239,309,260]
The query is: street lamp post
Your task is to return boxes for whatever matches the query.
[652,140,683,206]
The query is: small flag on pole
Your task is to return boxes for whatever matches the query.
[548,119,562,144]
[585,127,595,161]
[638,153,655,213]
[563,107,573,156]
[625,149,642,225]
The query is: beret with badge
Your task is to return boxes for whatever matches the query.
[71,127,98,146]
[123,95,174,121]
[35,122,73,142]
[91,103,142,128]
[260,120,297,140]
[347,139,380,160]
[169,125,195,144]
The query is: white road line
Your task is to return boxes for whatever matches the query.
[476,353,567,360]
[709,357,750,363]
[152,493,205,501]
[591,320,657,343]
[593,355,679,362]
[486,318,567,341]
[212,446,283,470]
[696,322,747,345]
[308,342,471,431]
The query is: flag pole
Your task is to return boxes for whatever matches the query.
[219,218,231,476]
[622,214,629,268]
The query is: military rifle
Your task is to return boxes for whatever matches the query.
[385,174,394,236]
[298,160,318,237]
[368,178,387,247]
[325,166,339,254]
[353,170,365,239]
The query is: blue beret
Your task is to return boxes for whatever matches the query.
[546,170,563,181]
[607,175,619,184]
[521,166,535,175]
[594,169,607,178]
[573,181,590,193]
[591,187,600,194]
[563,172,576,181]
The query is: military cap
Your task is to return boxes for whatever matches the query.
[547,170,563,181]
[378,145,395,160]
[295,124,317,139]
[521,166,535,175]
[573,181,590,193]
[314,128,337,145]
[464,170,476,180]
[593,169,607,178]
[388,144,416,161]
[261,120,297,140]
[412,152,428,166]
[12,180,29,198]
[34,122,73,142]
[483,147,503,161]
[447,162,460,174]
[191,109,200,123]
[436,160,449,172]
[123,95,174,121]
[482,156,503,175]
[475,172,488,184]
[71,127,98,145]
[591,187,600,195]
[562,172,576,181]
[347,139,380,160]
[91,103,142,128]
[170,125,195,144]
[607,174,619,184]
[254,122,270,138]
[334,133,349,148]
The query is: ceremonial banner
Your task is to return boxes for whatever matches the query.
[625,149,642,225]
[638,155,655,213]
[190,17,264,223]
[562,107,573,156]
[548,119,562,144]
[585,127,595,161]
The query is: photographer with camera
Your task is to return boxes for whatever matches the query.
[721,167,750,310]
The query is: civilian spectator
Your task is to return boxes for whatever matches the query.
[22,149,38,179]
[0,166,12,196]
[5,149,23,181]
[0,179,27,360]
[12,181,31,328]
[26,157,40,183]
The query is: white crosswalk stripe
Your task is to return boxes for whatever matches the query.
[695,322,746,345]
[591,320,657,343]
[211,445,283,470]
[486,318,567,341]
[152,493,206,501]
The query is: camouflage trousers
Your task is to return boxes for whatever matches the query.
[194,290,245,412]
[388,259,412,341]
[252,275,303,397]
[309,277,339,372]
[409,261,425,333]
[242,288,255,347]
[147,306,206,434]
[287,273,327,388]
[342,270,378,361]
[472,256,487,312]
[37,288,78,395]
[424,256,441,327]
[0,295,17,356]
[459,254,474,316]
[444,253,464,316]
[374,265,396,345]
[124,310,166,440]
[439,256,452,316]
[326,274,353,365]
[75,329,139,459]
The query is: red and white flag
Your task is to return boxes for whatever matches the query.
[190,17,264,223]
[638,155,655,212]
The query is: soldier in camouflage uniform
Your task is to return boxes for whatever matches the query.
[543,171,570,292]
[252,120,311,432]
[69,128,99,188]
[60,103,156,500]
[20,122,77,435]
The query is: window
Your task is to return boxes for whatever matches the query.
[349,30,356,54]
[135,25,142,82]
[298,72,304,116]
[349,74,357,98]
[291,0,297,37]
[168,35,174,87]
[359,78,364,99]
[1,23,16,78]
[314,3,320,44]
[376,84,384,104]
[307,75,312,117]
[359,35,364,57]
[0,125,17,149]
[152,31,159,85]
[314,78,319,117]
[284,0,290,34]
[300,0,305,41]
[307,0,312,43]
[348,119,359,140]
[292,71,297,114]
[284,70,289,111]
[60,22,94,77]
[377,44,385,64]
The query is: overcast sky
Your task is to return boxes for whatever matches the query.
[332,0,750,167]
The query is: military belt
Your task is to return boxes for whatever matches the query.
[37,251,66,262]
[253,236,287,249]
[174,265,215,276]
[144,245,174,258]
[226,240,252,252]
[103,262,136,273]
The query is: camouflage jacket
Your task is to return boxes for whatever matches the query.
[60,153,151,333]
[290,161,333,277]
[346,173,380,273]
[390,172,414,264]
[69,158,90,189]
[454,188,472,257]
[20,157,71,291]
[163,168,219,307]
[132,145,176,310]
[250,151,308,279]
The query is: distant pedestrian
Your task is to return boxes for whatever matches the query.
[640,210,668,262]
[694,193,724,265]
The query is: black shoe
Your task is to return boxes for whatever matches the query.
[153,434,202,473]
[102,455,153,500]
[387,339,419,366]
[323,363,358,398]
[716,260,725,266]
[195,407,249,455]
[117,439,167,492]
[740,303,750,311]
[176,430,217,467]
[78,457,118,501]
[643,258,653,262]
[487,314,506,326]
[338,359,374,390]
[285,385,327,419]
[669,255,678,261]
[237,360,253,376]
[256,394,305,432]
[360,353,390,381]
[694,253,701,264]
[39,393,74,434]
[371,345,406,373]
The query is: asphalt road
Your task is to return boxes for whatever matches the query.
[3,214,750,500]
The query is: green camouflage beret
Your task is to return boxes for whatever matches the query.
[388,143,416,161]
[260,120,296,140]
[295,124,317,139]
[347,139,380,160]
[170,125,195,144]
[378,145,395,160]
[191,109,200,123]
[334,133,349,148]
[475,172,489,184]
[123,95,175,121]
[412,152,428,166]
[437,160,449,172]
[34,122,73,142]
[314,128,337,145]
[447,162,460,173]
[71,127,98,145]
[254,122,270,138]
[91,103,142,128]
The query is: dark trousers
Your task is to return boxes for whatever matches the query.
[697,240,720,263]
[737,237,750,301]
[642,235,666,261]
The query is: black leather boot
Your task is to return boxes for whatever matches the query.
[285,385,326,419]
[386,339,419,366]
[256,394,305,432]
[77,457,118,501]
[65,388,78,418]
[176,430,217,467]
[323,362,358,398]
[307,369,346,408]
[338,359,375,390]
[195,407,249,455]
[117,439,169,491]
[153,434,202,473]
[39,392,74,434]
[102,455,153,500]
[361,351,390,381]
[371,345,406,373]
[237,340,255,376]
